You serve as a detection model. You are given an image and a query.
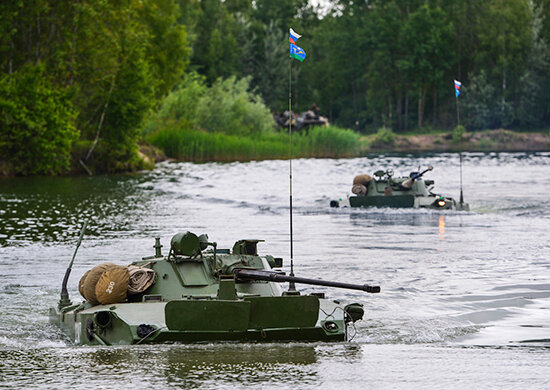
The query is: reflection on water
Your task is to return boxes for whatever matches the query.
[438,215,445,240]
[1,343,549,389]
[1,152,550,388]
[0,174,160,246]
[0,344,321,388]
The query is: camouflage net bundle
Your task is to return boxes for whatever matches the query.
[95,266,130,305]
[127,265,156,295]
[352,184,367,195]
[78,263,117,305]
[353,174,372,186]
[352,174,372,195]
[79,263,155,305]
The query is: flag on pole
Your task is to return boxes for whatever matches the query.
[289,28,306,62]
[454,80,462,97]
[289,28,301,44]
[290,43,306,62]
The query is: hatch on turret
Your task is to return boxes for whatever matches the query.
[233,239,264,255]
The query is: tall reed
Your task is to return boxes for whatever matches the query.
[146,124,363,162]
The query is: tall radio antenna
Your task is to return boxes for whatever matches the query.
[287,28,306,292]
[288,49,296,292]
[454,80,464,206]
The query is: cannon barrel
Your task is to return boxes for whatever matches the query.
[234,269,380,293]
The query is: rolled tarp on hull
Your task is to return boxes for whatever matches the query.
[352,174,372,195]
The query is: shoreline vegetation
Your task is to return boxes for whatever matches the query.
[363,128,550,154]
[3,1,550,177]
[141,127,550,166]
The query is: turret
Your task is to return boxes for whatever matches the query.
[165,231,380,294]
[401,165,433,189]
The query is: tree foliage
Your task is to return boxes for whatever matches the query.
[0,0,190,175]
[144,73,274,137]
[0,64,78,175]
[3,0,550,175]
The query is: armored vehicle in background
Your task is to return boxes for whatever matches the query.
[50,231,379,345]
[330,166,469,211]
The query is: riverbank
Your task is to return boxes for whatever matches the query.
[143,128,550,165]
[365,129,550,153]
[3,128,548,177]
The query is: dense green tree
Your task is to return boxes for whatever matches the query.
[3,0,550,176]
[252,0,306,30]
[0,0,191,175]
[475,0,532,127]
[138,0,190,98]
[461,71,499,130]
[0,64,78,175]
[300,1,371,130]
[363,2,407,130]
[401,5,455,128]
[70,1,156,172]
[189,0,246,83]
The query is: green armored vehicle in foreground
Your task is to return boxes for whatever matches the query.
[330,166,469,211]
[50,231,379,345]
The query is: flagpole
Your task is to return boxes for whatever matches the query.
[287,28,305,292]
[288,45,296,291]
[455,87,464,206]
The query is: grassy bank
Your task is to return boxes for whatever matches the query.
[365,128,550,153]
[146,124,363,162]
[143,125,550,165]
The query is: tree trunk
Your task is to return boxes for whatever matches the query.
[396,92,402,132]
[417,87,427,129]
[432,90,438,126]
[35,13,39,64]
[351,74,358,126]
[404,87,409,131]
[9,40,14,74]
[388,96,393,129]
[69,15,78,85]
[418,87,423,129]
[85,76,116,162]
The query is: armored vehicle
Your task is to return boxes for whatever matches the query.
[50,231,379,345]
[330,166,469,211]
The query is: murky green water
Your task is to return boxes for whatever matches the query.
[1,153,549,389]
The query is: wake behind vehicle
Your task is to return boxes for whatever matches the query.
[50,231,379,345]
[330,166,469,211]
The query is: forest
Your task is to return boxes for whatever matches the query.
[1,0,549,175]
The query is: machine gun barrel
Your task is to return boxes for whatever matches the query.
[411,166,433,180]
[234,269,380,293]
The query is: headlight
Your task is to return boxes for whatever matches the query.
[437,199,446,207]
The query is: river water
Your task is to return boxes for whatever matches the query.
[0,153,549,389]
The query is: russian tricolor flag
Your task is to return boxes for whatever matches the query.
[289,28,301,44]
[454,80,462,98]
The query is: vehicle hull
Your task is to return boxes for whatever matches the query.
[340,195,469,210]
[49,296,350,345]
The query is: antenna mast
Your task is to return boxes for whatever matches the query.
[287,27,306,292]
[455,80,464,206]
[288,53,296,292]
[59,220,88,309]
